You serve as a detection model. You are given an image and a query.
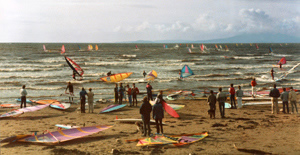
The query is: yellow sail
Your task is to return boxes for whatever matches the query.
[100,72,133,82]
[146,70,158,81]
[95,45,98,51]
[88,45,93,51]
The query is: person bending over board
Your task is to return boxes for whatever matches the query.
[114,84,118,103]
[217,87,227,118]
[146,83,153,101]
[20,85,27,108]
[65,82,74,103]
[140,96,152,136]
[153,93,164,134]
[207,90,216,119]
[87,88,94,113]
[79,87,87,113]
[132,83,139,106]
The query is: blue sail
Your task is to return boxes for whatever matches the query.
[269,47,273,53]
[78,44,81,50]
[180,65,194,78]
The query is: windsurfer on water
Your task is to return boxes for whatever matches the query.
[279,62,282,69]
[107,71,112,76]
[270,68,275,80]
[72,71,76,80]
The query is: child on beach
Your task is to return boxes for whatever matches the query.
[87,88,94,113]
[140,96,152,136]
[228,84,236,109]
[132,83,139,106]
[217,87,227,118]
[207,90,216,119]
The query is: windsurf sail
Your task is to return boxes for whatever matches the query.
[279,63,300,80]
[0,104,49,118]
[180,65,194,78]
[100,72,132,82]
[95,45,99,51]
[43,45,47,52]
[136,132,208,147]
[255,43,259,49]
[250,43,252,46]
[16,125,113,143]
[278,57,286,65]
[219,45,222,49]
[77,44,81,50]
[61,45,65,54]
[225,45,229,51]
[163,44,165,49]
[200,44,204,51]
[135,45,138,49]
[215,44,218,49]
[65,56,84,76]
[146,70,158,81]
[236,43,238,47]
[88,44,93,51]
[187,47,192,53]
[191,44,194,49]
[165,45,168,49]
[174,44,179,49]
[269,47,273,53]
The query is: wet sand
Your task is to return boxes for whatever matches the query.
[1,96,300,155]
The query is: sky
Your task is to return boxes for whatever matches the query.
[0,0,299,42]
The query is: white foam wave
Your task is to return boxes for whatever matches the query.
[0,68,58,72]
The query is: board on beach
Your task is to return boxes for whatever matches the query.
[16,99,32,103]
[0,104,20,108]
[115,118,166,125]
[225,103,231,108]
[50,103,71,110]
[16,125,112,144]
[0,104,49,118]
[31,99,60,105]
[99,104,127,113]
[243,102,273,106]
[55,124,80,129]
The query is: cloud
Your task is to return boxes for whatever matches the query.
[136,21,150,32]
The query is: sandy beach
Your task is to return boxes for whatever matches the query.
[1,95,299,155]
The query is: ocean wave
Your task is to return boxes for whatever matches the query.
[0,68,59,72]
[0,64,64,68]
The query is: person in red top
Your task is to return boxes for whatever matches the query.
[126,84,132,107]
[132,83,139,106]
[228,83,236,109]
[251,78,257,98]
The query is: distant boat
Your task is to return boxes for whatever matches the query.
[255,44,259,50]
[61,45,65,54]
[95,45,99,51]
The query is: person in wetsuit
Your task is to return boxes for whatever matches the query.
[270,68,275,80]
[65,82,74,103]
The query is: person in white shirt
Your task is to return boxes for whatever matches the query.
[20,85,27,108]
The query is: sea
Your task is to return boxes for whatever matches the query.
[0,43,299,104]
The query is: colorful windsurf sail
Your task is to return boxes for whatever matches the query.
[180,65,194,78]
[16,125,113,144]
[99,104,127,113]
[191,44,194,49]
[146,70,158,81]
[136,132,208,147]
[65,56,84,76]
[43,45,47,52]
[215,44,218,49]
[100,72,132,82]
[187,47,192,53]
[225,45,229,51]
[95,45,99,51]
[200,44,204,51]
[88,44,93,51]
[255,43,259,50]
[135,45,138,49]
[61,45,65,54]
[0,104,49,118]
[77,44,81,50]
[278,57,286,65]
[219,45,222,49]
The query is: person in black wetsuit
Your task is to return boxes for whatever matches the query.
[65,82,74,103]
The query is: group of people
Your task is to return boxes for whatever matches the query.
[139,93,164,136]
[114,83,139,106]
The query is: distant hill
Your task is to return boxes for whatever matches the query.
[119,33,300,43]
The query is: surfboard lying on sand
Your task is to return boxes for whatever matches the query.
[16,99,32,103]
[30,99,60,105]
[50,103,71,110]
[0,104,21,108]
[6,125,113,144]
[99,104,127,113]
[55,124,80,129]
[243,102,274,106]
[115,119,167,125]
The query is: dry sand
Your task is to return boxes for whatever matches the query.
[1,96,300,155]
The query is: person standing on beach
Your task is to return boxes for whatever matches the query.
[118,83,124,104]
[65,82,74,103]
[140,96,152,136]
[153,93,164,134]
[126,84,132,107]
[251,78,257,97]
[280,88,289,114]
[146,83,153,101]
[207,90,216,119]
[87,88,94,113]
[114,84,118,103]
[228,84,236,109]
[217,87,227,118]
[289,87,298,114]
[270,68,275,80]
[20,85,27,108]
[80,87,87,113]
[236,86,243,108]
[143,71,147,78]
[269,84,280,114]
[132,83,139,106]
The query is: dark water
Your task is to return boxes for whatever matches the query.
[0,43,299,104]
